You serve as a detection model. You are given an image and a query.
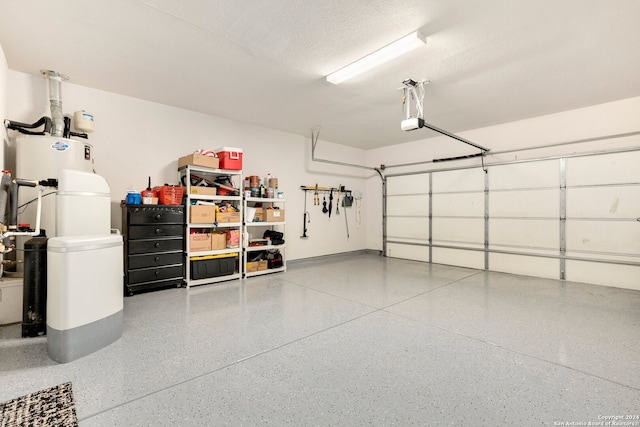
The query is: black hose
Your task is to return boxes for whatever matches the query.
[63,116,71,138]
[69,131,88,139]
[5,117,52,135]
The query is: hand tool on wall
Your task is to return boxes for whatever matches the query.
[336,185,340,215]
[328,189,333,218]
[314,184,319,205]
[322,195,328,213]
[344,205,350,239]
[301,190,310,238]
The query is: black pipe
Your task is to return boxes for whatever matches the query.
[63,116,71,139]
[69,131,88,139]
[5,117,52,135]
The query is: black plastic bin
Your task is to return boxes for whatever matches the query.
[190,254,237,280]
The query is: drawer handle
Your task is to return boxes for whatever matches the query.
[155,214,162,220]
[155,228,161,234]
[155,271,160,276]
[155,242,161,248]
[155,256,160,262]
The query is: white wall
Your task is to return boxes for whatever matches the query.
[5,70,369,261]
[0,43,7,169]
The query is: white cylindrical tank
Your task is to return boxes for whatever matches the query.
[16,135,94,238]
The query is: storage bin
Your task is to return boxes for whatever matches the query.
[156,185,184,205]
[190,253,237,280]
[214,147,243,170]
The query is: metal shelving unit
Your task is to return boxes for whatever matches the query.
[180,165,243,287]
[243,196,286,277]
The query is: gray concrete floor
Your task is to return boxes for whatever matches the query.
[1,253,639,425]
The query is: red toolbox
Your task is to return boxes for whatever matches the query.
[214,147,243,170]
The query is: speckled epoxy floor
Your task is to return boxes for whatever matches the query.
[1,252,639,425]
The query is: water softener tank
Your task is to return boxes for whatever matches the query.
[22,233,48,337]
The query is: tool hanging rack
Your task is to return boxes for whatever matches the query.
[299,184,355,239]
[300,185,353,197]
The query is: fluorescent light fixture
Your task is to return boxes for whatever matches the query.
[326,31,426,84]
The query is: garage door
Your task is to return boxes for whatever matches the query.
[385,149,640,290]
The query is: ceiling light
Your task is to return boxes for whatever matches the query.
[326,31,426,85]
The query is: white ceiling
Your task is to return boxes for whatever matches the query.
[1,0,640,149]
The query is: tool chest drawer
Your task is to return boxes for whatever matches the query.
[128,205,184,225]
[127,252,183,270]
[128,264,183,285]
[128,224,183,239]
[122,204,185,296]
[127,237,183,255]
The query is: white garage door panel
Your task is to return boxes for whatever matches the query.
[387,174,428,195]
[565,260,640,291]
[387,217,429,241]
[567,186,640,219]
[566,221,640,253]
[432,169,483,192]
[433,247,484,269]
[386,243,429,262]
[490,160,559,189]
[433,192,484,216]
[491,253,558,279]
[386,195,428,216]
[490,219,558,248]
[385,150,640,289]
[432,218,484,244]
[490,189,559,218]
[567,151,640,186]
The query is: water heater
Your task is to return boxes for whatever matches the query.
[16,135,94,237]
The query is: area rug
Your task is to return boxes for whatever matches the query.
[0,382,77,427]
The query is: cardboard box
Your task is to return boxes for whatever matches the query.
[251,208,265,222]
[190,205,217,223]
[179,153,220,169]
[246,261,258,272]
[258,260,268,271]
[190,186,217,196]
[216,211,241,223]
[211,232,227,250]
[189,233,212,252]
[266,209,285,222]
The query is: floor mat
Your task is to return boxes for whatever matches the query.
[0,382,77,427]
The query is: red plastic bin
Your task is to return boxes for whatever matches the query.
[155,185,184,205]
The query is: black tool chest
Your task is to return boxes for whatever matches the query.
[122,204,184,296]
